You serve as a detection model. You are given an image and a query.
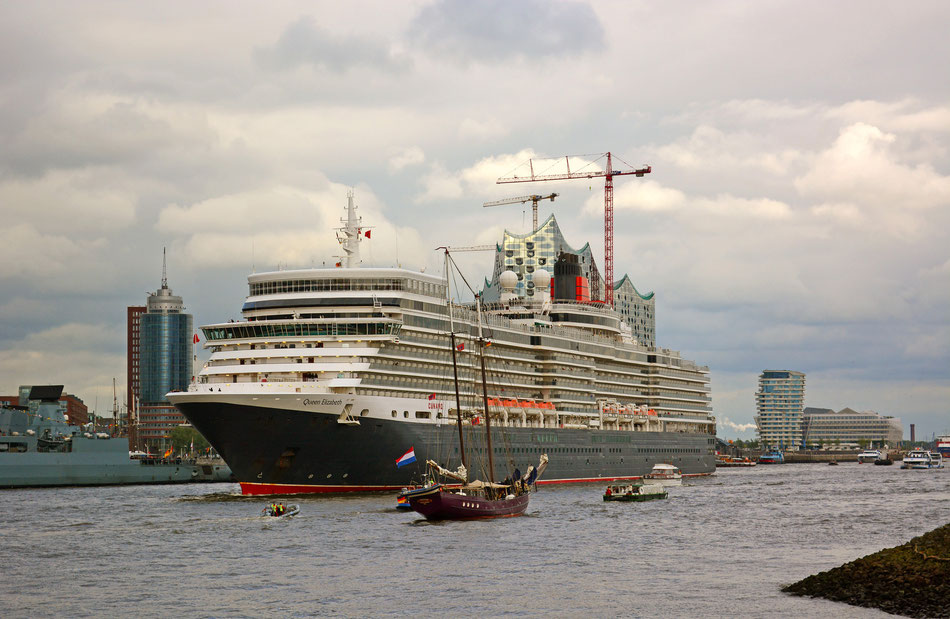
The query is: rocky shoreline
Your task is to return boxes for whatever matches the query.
[783,522,950,618]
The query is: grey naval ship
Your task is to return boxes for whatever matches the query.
[168,193,716,495]
[0,385,215,488]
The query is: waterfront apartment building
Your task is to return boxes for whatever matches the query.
[802,407,903,447]
[127,256,193,451]
[480,214,656,346]
[754,370,806,449]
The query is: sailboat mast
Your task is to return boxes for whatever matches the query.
[443,249,467,470]
[476,296,495,484]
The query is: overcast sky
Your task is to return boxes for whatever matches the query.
[1,1,947,439]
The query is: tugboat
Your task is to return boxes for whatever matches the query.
[603,483,667,502]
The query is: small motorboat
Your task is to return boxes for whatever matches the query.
[828,460,839,466]
[603,483,667,502]
[262,503,299,518]
[395,489,413,510]
[874,455,894,466]
[643,463,682,486]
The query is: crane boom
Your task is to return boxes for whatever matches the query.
[496,152,651,307]
[440,244,497,252]
[482,193,558,231]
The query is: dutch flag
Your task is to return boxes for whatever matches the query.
[396,447,417,468]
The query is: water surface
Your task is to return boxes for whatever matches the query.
[2,463,947,617]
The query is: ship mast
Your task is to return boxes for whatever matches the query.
[442,249,467,471]
[476,296,495,485]
[336,190,363,268]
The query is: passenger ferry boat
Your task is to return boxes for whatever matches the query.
[900,449,944,470]
[857,449,883,463]
[936,435,950,459]
[168,194,716,495]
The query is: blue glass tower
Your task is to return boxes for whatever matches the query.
[139,262,193,404]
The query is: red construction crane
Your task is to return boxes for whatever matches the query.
[496,152,651,307]
[482,193,559,231]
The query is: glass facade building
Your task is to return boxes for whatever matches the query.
[481,214,656,347]
[128,270,193,450]
[140,311,192,403]
[754,370,806,449]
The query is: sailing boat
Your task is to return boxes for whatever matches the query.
[402,249,548,520]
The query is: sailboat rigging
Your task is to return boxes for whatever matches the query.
[402,248,548,520]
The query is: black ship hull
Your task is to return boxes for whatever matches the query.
[175,399,716,495]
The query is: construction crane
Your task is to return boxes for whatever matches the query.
[440,244,497,252]
[482,193,558,231]
[496,152,651,307]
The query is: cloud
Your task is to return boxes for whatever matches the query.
[590,180,686,214]
[826,99,950,134]
[0,224,104,280]
[0,169,137,234]
[0,323,126,405]
[408,0,604,63]
[718,416,757,433]
[657,124,804,176]
[388,146,425,171]
[795,122,950,218]
[157,183,429,271]
[458,117,506,141]
[416,149,537,202]
[255,16,410,73]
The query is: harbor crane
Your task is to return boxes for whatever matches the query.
[440,245,496,252]
[482,193,558,232]
[496,152,651,307]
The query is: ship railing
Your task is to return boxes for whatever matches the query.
[186,381,332,394]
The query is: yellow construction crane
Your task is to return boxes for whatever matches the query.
[482,193,558,231]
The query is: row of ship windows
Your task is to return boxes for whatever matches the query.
[205,322,400,340]
[249,278,447,298]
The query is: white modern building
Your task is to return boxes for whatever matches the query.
[801,407,902,447]
[754,370,806,449]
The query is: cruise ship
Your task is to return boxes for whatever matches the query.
[168,194,716,494]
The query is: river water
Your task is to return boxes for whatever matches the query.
[2,462,947,618]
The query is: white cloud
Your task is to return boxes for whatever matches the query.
[458,117,506,141]
[0,224,104,280]
[657,124,803,175]
[594,180,685,214]
[416,149,537,202]
[388,146,425,171]
[158,183,429,271]
[0,169,137,234]
[795,122,950,216]
[0,323,126,405]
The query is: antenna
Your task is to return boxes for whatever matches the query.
[161,247,168,289]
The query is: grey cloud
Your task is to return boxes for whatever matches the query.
[255,16,410,73]
[408,0,605,63]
